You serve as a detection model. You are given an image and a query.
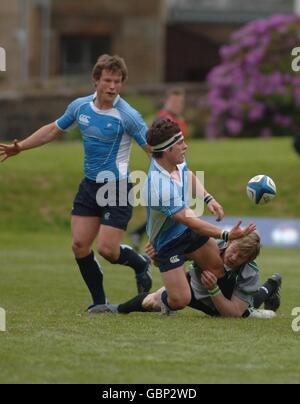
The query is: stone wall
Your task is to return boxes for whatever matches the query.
[0,82,206,140]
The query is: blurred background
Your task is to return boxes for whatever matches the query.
[1,0,300,246]
[0,0,299,138]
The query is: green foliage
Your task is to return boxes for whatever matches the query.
[123,93,156,125]
[207,15,300,138]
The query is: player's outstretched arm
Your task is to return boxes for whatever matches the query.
[172,209,256,241]
[0,139,21,162]
[201,271,249,317]
[190,171,224,222]
[228,220,256,240]
[0,122,64,162]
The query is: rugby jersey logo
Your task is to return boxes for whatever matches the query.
[170,255,180,264]
[79,114,91,125]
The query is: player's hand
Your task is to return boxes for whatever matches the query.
[0,139,21,162]
[201,271,218,290]
[145,242,157,260]
[228,221,256,241]
[207,199,224,222]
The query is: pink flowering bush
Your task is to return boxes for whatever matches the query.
[206,15,300,138]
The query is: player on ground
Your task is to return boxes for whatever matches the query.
[100,232,282,318]
[0,54,152,312]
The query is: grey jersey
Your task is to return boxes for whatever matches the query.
[189,241,261,313]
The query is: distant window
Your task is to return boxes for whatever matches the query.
[60,35,112,75]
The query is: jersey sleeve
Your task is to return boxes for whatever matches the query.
[55,99,80,132]
[123,110,148,148]
[233,262,261,306]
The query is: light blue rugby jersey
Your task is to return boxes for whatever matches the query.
[144,159,190,252]
[55,94,148,181]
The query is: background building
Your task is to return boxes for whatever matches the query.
[0,0,298,89]
[0,0,299,138]
[166,0,296,81]
[0,0,166,88]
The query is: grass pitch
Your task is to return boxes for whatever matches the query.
[0,137,299,384]
[0,233,299,384]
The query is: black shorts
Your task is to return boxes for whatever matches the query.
[156,229,209,273]
[71,178,133,231]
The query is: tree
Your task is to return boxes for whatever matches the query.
[206,15,300,138]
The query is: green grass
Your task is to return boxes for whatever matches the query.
[0,137,299,233]
[0,137,300,384]
[0,232,299,384]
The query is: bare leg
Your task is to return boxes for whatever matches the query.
[160,267,191,310]
[187,239,224,278]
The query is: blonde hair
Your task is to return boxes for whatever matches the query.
[92,54,128,82]
[231,231,261,262]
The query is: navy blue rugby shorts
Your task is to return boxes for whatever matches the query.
[156,229,209,273]
[72,178,133,231]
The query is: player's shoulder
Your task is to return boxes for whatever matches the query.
[68,93,94,111]
[178,161,188,172]
[246,261,260,273]
[240,261,260,280]
[148,159,164,180]
[115,96,142,120]
[147,160,170,189]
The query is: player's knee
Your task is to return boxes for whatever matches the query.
[168,291,191,310]
[72,240,90,257]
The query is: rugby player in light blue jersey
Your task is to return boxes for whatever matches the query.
[142,119,256,313]
[0,55,152,313]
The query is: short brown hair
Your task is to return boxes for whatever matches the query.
[92,54,128,82]
[147,118,181,159]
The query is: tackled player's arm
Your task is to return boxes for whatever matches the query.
[210,294,249,318]
[201,271,251,317]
